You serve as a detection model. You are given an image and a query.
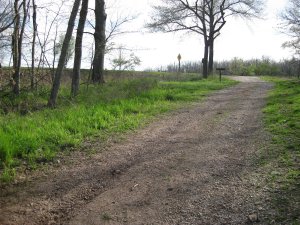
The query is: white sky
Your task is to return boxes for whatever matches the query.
[12,0,291,70]
[104,0,292,70]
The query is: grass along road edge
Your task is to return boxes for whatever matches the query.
[261,77,300,224]
[0,77,238,182]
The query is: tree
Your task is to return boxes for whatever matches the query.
[11,0,29,95]
[48,0,81,107]
[147,0,263,78]
[280,0,300,68]
[34,0,66,84]
[71,0,88,97]
[54,34,75,68]
[0,1,15,62]
[0,0,15,33]
[31,0,37,90]
[111,46,141,71]
[92,0,106,83]
[105,13,138,53]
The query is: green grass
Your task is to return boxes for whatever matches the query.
[262,77,300,224]
[0,77,237,182]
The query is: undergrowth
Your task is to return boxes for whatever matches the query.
[0,77,237,182]
[262,77,300,224]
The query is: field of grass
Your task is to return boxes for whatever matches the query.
[0,76,237,182]
[262,77,300,224]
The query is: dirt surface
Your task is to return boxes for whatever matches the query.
[0,76,274,225]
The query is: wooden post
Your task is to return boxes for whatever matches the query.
[216,68,226,82]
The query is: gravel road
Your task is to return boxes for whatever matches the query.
[0,76,273,225]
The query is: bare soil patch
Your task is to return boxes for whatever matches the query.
[0,76,273,225]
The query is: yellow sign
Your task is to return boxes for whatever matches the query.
[177,54,181,61]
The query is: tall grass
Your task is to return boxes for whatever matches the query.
[0,77,237,182]
[262,77,300,224]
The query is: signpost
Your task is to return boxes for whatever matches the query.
[216,67,226,82]
[177,54,181,72]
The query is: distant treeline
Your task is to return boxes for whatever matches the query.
[148,57,300,78]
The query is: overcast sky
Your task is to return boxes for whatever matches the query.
[104,0,292,70]
[33,0,292,70]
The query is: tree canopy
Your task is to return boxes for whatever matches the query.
[280,0,300,56]
[147,0,263,77]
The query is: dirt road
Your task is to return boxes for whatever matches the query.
[0,76,273,225]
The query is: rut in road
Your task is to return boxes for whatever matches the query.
[0,77,272,225]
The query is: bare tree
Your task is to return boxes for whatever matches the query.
[111,45,141,71]
[280,0,300,58]
[71,0,89,97]
[30,0,37,90]
[35,1,66,85]
[0,0,15,33]
[48,0,81,107]
[104,14,137,53]
[12,0,29,95]
[147,0,263,78]
[91,0,106,83]
[82,1,137,83]
[280,0,300,79]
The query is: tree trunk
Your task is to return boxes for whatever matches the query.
[92,0,106,84]
[31,0,37,90]
[203,39,209,79]
[18,0,29,70]
[12,0,20,95]
[48,0,81,107]
[298,61,300,79]
[12,0,29,95]
[208,38,214,75]
[71,0,88,97]
[208,2,214,76]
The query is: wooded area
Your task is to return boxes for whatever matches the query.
[0,0,299,105]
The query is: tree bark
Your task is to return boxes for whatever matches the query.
[92,0,106,84]
[31,0,37,90]
[208,1,214,75]
[208,38,214,75]
[71,0,89,97]
[203,39,209,79]
[48,0,81,107]
[18,0,28,69]
[12,0,20,95]
[298,61,300,79]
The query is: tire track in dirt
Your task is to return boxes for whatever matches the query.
[0,76,272,225]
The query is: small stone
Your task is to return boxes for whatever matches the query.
[248,213,259,222]
[111,169,121,175]
[129,184,139,192]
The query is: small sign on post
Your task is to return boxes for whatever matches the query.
[216,67,226,82]
[177,54,181,73]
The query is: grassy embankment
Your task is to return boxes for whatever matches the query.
[0,75,237,182]
[262,77,300,224]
